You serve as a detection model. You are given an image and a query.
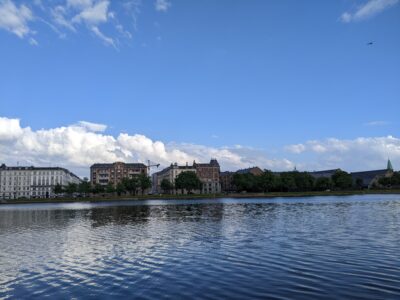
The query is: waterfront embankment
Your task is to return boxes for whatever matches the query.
[2,189,400,205]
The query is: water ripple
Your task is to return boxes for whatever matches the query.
[1,195,400,299]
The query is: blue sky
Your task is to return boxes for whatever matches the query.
[0,0,399,176]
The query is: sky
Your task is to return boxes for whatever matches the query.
[0,0,399,177]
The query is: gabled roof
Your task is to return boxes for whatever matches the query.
[236,167,264,175]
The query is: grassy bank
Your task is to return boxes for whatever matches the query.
[2,189,400,205]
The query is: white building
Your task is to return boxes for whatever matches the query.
[0,164,81,200]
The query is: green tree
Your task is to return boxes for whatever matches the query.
[295,172,315,191]
[116,182,126,196]
[138,174,152,195]
[259,170,276,192]
[314,177,331,191]
[54,183,63,195]
[175,171,202,194]
[105,183,116,194]
[65,183,77,195]
[378,172,400,188]
[161,178,174,194]
[279,172,297,192]
[92,184,105,194]
[232,173,259,192]
[78,179,91,195]
[122,177,139,195]
[331,170,353,190]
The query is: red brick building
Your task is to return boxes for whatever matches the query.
[193,159,221,193]
[90,162,147,187]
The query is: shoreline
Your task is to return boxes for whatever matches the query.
[1,189,400,205]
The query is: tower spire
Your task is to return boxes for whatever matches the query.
[387,159,393,171]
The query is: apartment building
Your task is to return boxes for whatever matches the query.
[152,163,196,194]
[90,162,148,187]
[153,159,221,194]
[0,164,81,200]
[193,159,221,194]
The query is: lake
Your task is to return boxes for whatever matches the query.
[1,195,400,299]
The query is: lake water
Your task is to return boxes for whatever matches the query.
[1,195,400,299]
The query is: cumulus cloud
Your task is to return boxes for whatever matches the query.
[286,136,400,171]
[0,0,34,38]
[155,0,171,12]
[0,117,294,177]
[341,0,399,22]
[3,117,396,177]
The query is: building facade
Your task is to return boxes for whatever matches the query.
[193,159,221,194]
[220,167,264,192]
[153,163,197,194]
[153,159,221,194]
[0,164,81,200]
[90,162,147,187]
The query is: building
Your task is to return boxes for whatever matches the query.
[0,164,81,200]
[153,159,221,194]
[90,162,148,187]
[193,159,221,194]
[220,167,264,192]
[350,160,394,188]
[220,171,235,193]
[308,160,394,189]
[153,163,196,194]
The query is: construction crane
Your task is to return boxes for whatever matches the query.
[147,160,160,174]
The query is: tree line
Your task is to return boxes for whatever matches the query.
[55,174,152,196]
[231,170,362,193]
[378,172,400,188]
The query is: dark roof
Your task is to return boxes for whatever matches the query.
[91,162,147,168]
[309,169,340,178]
[236,167,263,175]
[0,164,81,180]
[350,169,389,186]
[193,159,220,167]
[220,171,234,176]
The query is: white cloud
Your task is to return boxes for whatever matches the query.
[29,37,38,46]
[72,0,109,24]
[90,25,116,48]
[77,121,107,132]
[0,0,34,38]
[286,136,400,171]
[285,144,306,154]
[0,117,24,140]
[0,0,138,48]
[341,0,398,22]
[0,117,294,177]
[365,120,390,126]
[3,117,397,178]
[51,5,76,31]
[67,0,93,9]
[155,0,171,12]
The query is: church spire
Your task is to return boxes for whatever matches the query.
[387,159,393,171]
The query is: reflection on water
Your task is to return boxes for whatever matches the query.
[1,195,400,299]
